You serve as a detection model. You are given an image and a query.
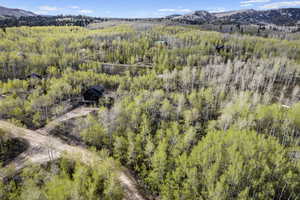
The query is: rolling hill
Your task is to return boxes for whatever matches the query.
[168,8,300,25]
[0,5,36,18]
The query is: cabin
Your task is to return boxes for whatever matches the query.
[155,40,168,47]
[215,44,225,53]
[0,94,6,100]
[83,85,105,103]
[289,150,300,161]
[26,73,42,80]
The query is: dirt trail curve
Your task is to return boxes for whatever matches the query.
[0,108,147,200]
[37,106,99,135]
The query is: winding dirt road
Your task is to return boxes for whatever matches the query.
[0,107,147,200]
[37,106,99,135]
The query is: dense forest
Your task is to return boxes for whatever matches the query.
[0,24,299,199]
[0,16,166,28]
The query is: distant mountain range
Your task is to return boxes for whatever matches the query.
[1,5,300,26]
[167,8,300,25]
[0,6,36,18]
[220,8,300,25]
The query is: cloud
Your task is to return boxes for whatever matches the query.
[241,0,270,3]
[240,3,253,7]
[158,8,192,13]
[69,6,80,9]
[209,8,227,13]
[153,12,165,17]
[36,5,94,15]
[240,0,270,7]
[260,1,300,9]
[79,9,94,14]
[38,6,59,11]
[35,11,49,15]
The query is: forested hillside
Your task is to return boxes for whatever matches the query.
[0,24,299,199]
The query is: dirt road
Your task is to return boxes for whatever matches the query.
[37,106,99,135]
[0,108,147,200]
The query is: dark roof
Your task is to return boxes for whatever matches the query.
[89,85,104,95]
[26,73,42,79]
[155,41,168,45]
[83,85,105,101]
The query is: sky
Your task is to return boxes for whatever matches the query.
[1,0,300,18]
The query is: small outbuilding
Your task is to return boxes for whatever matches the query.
[155,40,168,47]
[26,73,42,80]
[83,85,105,103]
[215,44,225,53]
